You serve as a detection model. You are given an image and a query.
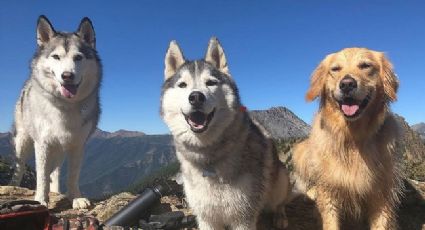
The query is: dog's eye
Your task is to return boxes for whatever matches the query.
[51,54,60,60]
[359,62,372,69]
[178,82,187,88]
[331,66,341,72]
[74,55,83,61]
[206,80,218,86]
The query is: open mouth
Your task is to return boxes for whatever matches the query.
[60,84,79,98]
[338,95,370,119]
[183,108,215,133]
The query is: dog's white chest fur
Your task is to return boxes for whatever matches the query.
[27,90,93,148]
[179,155,255,224]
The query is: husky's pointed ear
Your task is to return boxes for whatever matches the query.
[306,60,327,102]
[379,52,399,102]
[36,15,55,46]
[77,17,96,48]
[205,37,230,76]
[164,40,185,80]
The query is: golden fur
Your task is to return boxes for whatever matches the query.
[293,48,403,230]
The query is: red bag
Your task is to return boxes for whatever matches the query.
[0,200,50,230]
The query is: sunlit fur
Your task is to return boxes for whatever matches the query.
[294,48,403,230]
[161,38,291,230]
[11,16,101,209]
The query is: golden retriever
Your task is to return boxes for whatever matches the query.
[293,48,403,230]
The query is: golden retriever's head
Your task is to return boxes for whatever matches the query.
[306,47,398,121]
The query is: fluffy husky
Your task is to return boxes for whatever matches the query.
[10,15,101,209]
[161,37,291,230]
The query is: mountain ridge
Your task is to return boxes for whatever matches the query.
[412,122,425,141]
[250,106,310,139]
[1,107,424,197]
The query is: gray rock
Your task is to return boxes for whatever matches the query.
[0,186,71,211]
[88,192,136,222]
[250,106,310,140]
[412,122,425,141]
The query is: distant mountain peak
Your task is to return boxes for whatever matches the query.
[90,129,145,139]
[412,122,425,141]
[261,106,291,113]
[0,132,11,139]
[249,106,310,140]
[412,122,425,130]
[112,129,145,138]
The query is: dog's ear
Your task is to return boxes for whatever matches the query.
[205,37,230,76]
[77,17,96,48]
[36,15,56,46]
[380,53,399,102]
[306,61,327,102]
[164,40,185,80]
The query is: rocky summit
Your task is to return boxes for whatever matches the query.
[249,106,310,140]
[395,115,425,181]
[412,122,425,141]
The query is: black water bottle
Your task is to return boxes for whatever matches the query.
[103,184,166,227]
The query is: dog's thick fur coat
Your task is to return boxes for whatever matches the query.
[293,48,403,230]
[161,38,291,230]
[11,15,101,209]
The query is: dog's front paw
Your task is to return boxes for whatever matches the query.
[37,200,48,207]
[34,195,48,207]
[72,198,91,209]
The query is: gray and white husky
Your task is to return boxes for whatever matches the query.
[161,37,291,229]
[10,15,101,209]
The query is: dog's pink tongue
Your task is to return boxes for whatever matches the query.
[60,85,77,98]
[341,104,359,116]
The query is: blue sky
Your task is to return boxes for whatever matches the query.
[1,1,424,134]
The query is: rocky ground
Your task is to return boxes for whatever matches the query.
[1,177,424,230]
[1,146,424,229]
[0,182,195,229]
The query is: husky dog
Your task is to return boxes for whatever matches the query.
[10,15,101,209]
[161,37,291,230]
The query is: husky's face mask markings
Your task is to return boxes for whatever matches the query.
[176,67,224,133]
[160,38,291,229]
[12,15,101,210]
[35,16,98,101]
[180,81,215,133]
[161,39,239,142]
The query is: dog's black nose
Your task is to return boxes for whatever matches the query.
[189,91,206,106]
[61,72,75,82]
[339,76,357,94]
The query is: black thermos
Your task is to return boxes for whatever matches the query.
[103,184,166,227]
